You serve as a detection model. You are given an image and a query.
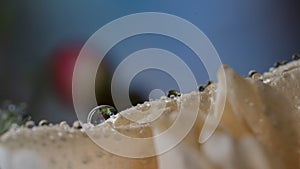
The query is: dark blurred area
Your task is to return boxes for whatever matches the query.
[0,0,299,123]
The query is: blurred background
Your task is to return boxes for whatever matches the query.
[0,0,299,124]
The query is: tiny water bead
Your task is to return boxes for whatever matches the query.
[39,120,49,126]
[167,90,181,98]
[248,70,257,77]
[60,121,70,130]
[198,81,213,92]
[273,60,288,68]
[25,121,35,128]
[198,85,205,92]
[248,70,262,80]
[87,105,118,126]
[59,121,69,127]
[72,121,82,129]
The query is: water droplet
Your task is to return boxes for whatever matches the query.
[167,90,181,98]
[144,102,151,109]
[252,73,262,80]
[248,70,257,77]
[87,105,118,126]
[25,121,35,128]
[198,85,205,92]
[198,81,213,92]
[72,121,82,129]
[38,120,49,126]
[273,61,287,68]
[60,121,69,130]
[59,121,69,127]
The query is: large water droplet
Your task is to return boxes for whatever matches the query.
[38,120,49,126]
[167,90,181,98]
[87,105,118,126]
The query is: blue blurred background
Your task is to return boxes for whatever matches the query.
[0,0,299,123]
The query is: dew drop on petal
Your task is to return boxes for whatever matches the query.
[167,90,181,98]
[25,121,35,128]
[252,73,262,80]
[38,120,49,126]
[59,121,69,128]
[72,121,82,129]
[87,105,117,126]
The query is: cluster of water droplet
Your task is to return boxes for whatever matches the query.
[248,70,263,80]
[86,89,186,127]
[22,119,84,131]
[268,53,300,72]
